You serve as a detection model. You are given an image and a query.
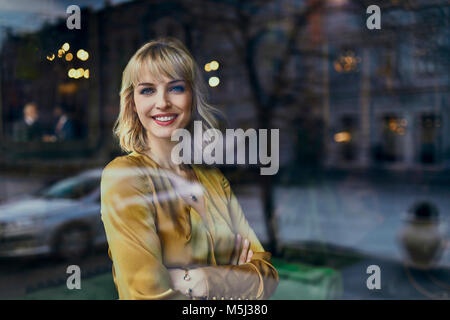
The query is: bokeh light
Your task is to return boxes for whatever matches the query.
[210,60,219,70]
[208,76,220,87]
[77,49,89,61]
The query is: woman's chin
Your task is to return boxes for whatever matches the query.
[147,127,180,140]
[144,118,190,140]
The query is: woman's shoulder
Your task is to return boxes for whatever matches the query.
[103,152,154,171]
[104,154,135,168]
[101,152,152,183]
[100,153,157,200]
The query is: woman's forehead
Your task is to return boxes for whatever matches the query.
[137,71,171,83]
[134,68,186,86]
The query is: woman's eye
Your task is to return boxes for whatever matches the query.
[170,85,185,93]
[140,88,154,95]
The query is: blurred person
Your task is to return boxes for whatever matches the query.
[100,37,279,300]
[43,105,75,142]
[12,102,44,142]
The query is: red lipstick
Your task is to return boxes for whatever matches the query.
[151,113,178,126]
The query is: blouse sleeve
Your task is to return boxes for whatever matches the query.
[100,158,189,300]
[200,171,279,300]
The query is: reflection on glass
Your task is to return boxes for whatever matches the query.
[38,175,100,200]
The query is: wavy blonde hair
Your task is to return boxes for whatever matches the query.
[114,37,222,154]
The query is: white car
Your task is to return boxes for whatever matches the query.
[0,167,202,260]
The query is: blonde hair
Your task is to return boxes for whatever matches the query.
[114,37,223,154]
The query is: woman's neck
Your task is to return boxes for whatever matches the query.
[145,135,183,173]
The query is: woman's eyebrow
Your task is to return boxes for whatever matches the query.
[137,80,185,87]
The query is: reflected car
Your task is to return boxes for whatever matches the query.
[0,167,203,259]
[0,169,104,259]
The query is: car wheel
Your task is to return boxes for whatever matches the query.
[53,224,92,261]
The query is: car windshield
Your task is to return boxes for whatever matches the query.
[38,175,100,200]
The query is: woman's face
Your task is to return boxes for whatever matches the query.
[133,71,192,140]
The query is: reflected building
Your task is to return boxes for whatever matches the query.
[0,0,448,173]
[321,0,449,170]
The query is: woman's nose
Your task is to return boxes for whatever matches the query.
[155,91,170,109]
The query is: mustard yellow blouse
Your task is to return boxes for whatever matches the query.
[100,151,279,300]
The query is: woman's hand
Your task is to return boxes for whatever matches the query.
[169,234,253,298]
[230,233,253,265]
[169,234,254,299]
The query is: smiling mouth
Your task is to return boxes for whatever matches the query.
[151,114,178,126]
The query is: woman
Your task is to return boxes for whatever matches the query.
[100,37,279,300]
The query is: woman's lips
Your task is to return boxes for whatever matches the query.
[151,114,178,126]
